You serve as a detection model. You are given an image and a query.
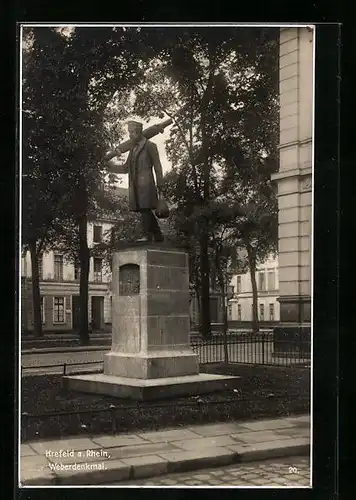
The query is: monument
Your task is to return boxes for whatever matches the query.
[271,27,313,356]
[64,119,240,400]
[106,119,171,243]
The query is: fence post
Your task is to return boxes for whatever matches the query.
[261,334,265,365]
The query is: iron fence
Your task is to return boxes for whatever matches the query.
[190,333,310,367]
[21,360,104,376]
[21,333,310,376]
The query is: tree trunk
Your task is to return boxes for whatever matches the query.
[195,286,202,329]
[218,274,229,366]
[198,69,215,340]
[246,243,259,333]
[200,231,211,339]
[29,240,43,338]
[200,153,212,340]
[215,245,229,365]
[79,214,90,345]
[222,292,229,365]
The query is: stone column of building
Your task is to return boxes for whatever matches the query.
[271,26,314,353]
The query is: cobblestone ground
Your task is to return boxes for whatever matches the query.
[119,456,310,487]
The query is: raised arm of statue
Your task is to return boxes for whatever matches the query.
[105,147,128,174]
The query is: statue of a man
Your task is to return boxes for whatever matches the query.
[106,121,165,243]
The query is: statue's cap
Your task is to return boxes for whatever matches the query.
[127,120,143,129]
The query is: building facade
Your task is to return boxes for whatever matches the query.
[271,26,313,330]
[21,219,114,332]
[188,254,280,330]
[228,254,280,325]
[189,290,225,329]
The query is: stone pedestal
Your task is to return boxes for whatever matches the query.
[64,244,239,400]
[271,27,314,356]
[104,245,199,378]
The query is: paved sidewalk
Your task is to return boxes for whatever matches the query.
[20,414,310,486]
[21,350,108,376]
[22,346,110,355]
[118,456,310,486]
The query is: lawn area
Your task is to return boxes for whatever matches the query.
[21,363,310,442]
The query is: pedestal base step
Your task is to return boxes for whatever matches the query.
[104,350,199,379]
[63,373,241,401]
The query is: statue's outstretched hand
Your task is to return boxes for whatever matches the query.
[104,150,114,161]
[104,148,122,162]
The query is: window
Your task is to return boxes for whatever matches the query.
[267,269,275,291]
[236,276,242,294]
[94,258,103,282]
[53,296,65,323]
[269,303,275,321]
[93,225,103,243]
[258,272,266,291]
[38,254,43,280]
[54,254,63,281]
[210,297,219,323]
[259,303,265,321]
[209,271,217,291]
[74,259,80,280]
[21,253,28,277]
[237,304,242,321]
[228,304,232,319]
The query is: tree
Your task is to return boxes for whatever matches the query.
[230,188,278,333]
[22,29,75,337]
[128,27,279,337]
[211,219,248,364]
[21,168,71,337]
[23,26,279,342]
[23,26,167,343]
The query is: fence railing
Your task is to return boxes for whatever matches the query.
[21,360,104,376]
[190,333,310,367]
[21,333,310,377]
